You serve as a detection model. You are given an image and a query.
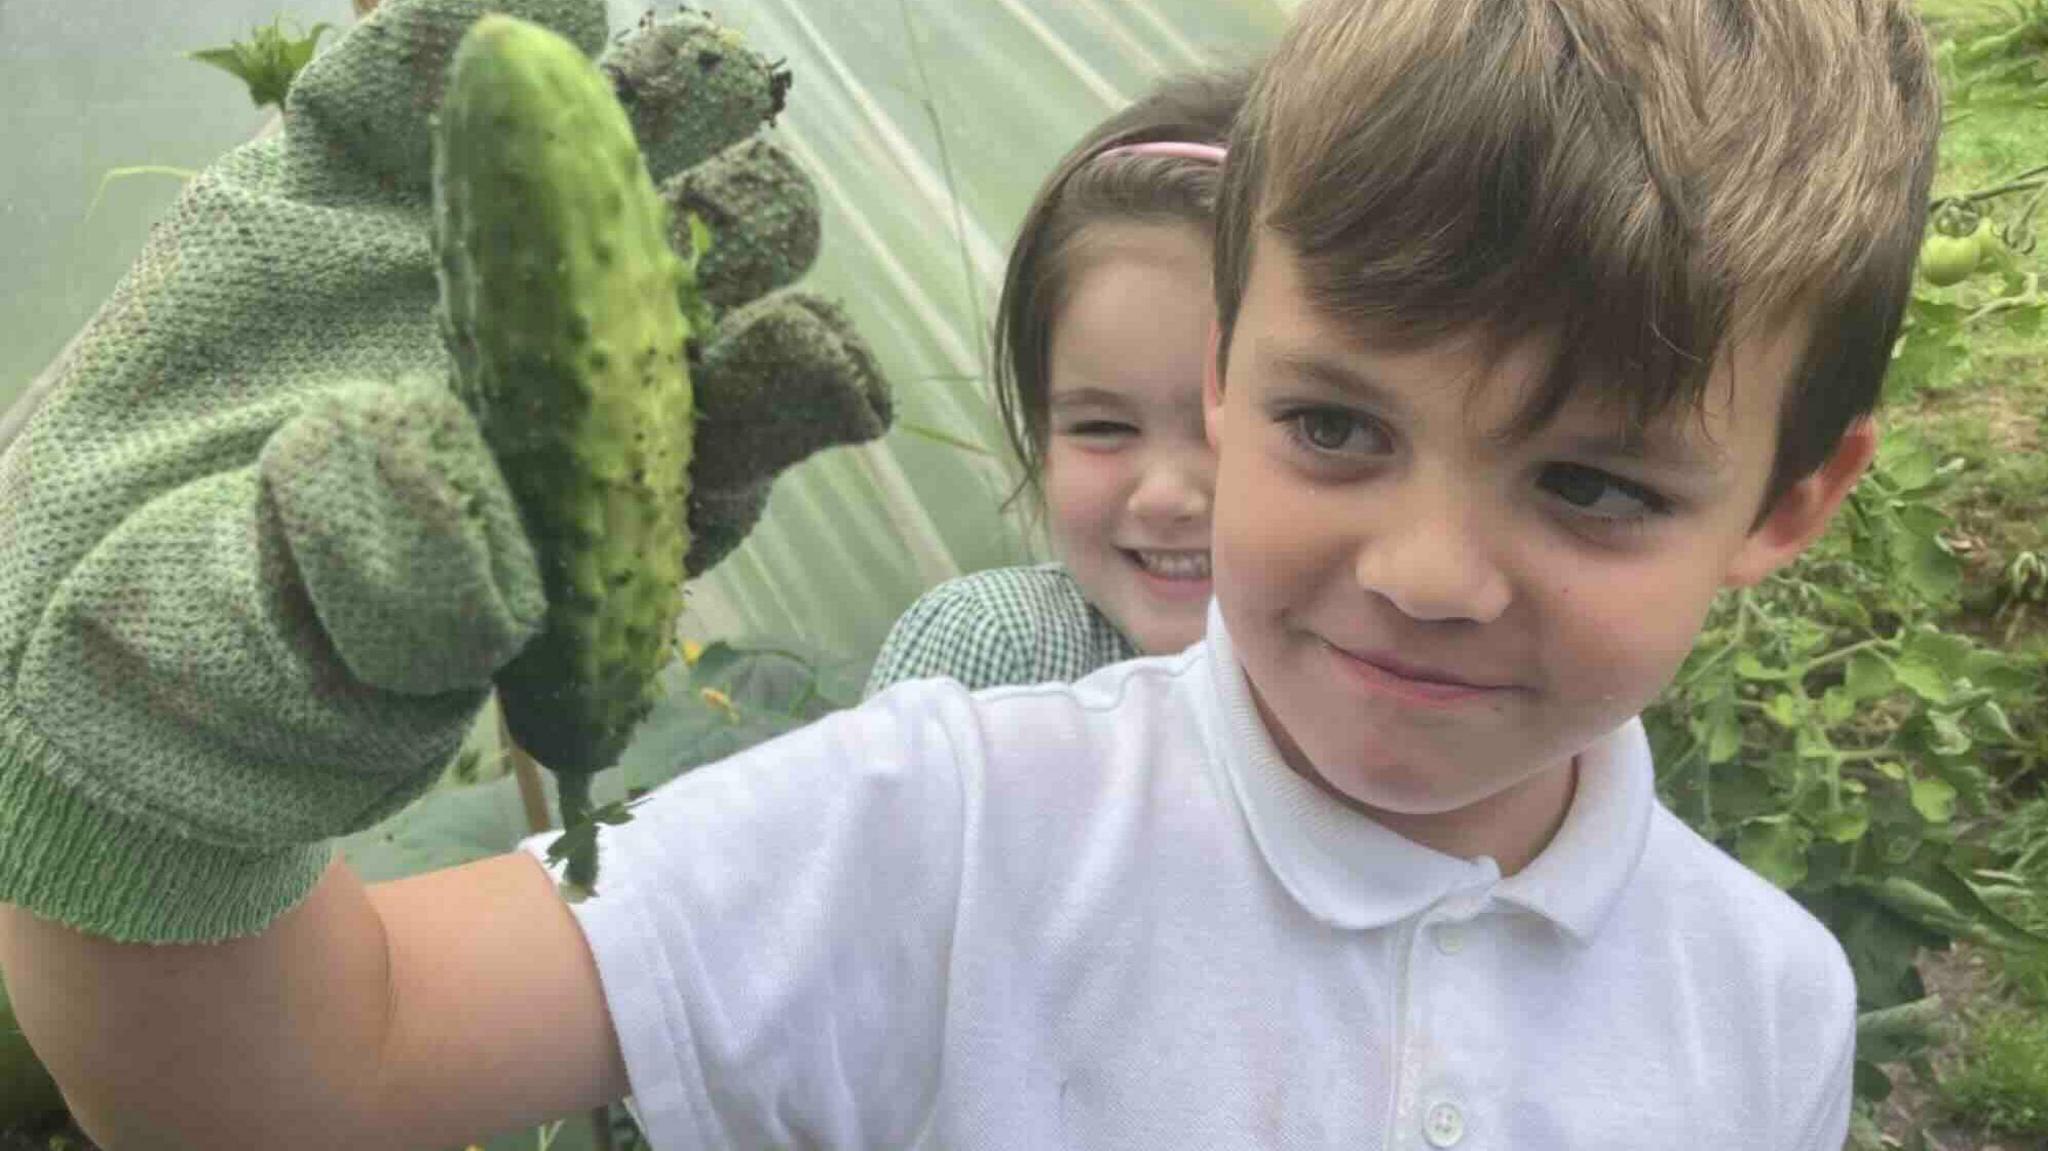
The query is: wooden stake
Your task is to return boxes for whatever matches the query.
[501,707,552,837]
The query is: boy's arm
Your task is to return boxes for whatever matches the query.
[0,853,625,1150]
[1785,940,1859,1151]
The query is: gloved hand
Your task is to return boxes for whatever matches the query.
[0,0,889,944]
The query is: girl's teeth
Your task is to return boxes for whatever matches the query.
[1134,551,1211,580]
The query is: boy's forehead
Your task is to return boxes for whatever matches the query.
[1239,232,1811,466]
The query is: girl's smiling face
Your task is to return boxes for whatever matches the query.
[1042,221,1218,656]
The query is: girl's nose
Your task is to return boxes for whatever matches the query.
[1127,451,1213,526]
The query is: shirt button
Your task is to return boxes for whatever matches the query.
[1435,924,1465,955]
[1424,1101,1466,1147]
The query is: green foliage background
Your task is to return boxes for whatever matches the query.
[4,0,2047,1147]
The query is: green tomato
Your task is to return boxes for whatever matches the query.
[1969,217,2006,266]
[1918,231,1980,286]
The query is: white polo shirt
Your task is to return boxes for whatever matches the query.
[527,604,1854,1149]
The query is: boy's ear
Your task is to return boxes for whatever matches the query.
[1724,418,1879,588]
[1203,321,1225,451]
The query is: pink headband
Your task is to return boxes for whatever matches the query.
[1096,141,1227,164]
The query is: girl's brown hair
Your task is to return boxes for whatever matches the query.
[992,66,1252,508]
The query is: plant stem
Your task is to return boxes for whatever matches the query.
[1957,168,2048,205]
[501,705,552,837]
[1804,637,1889,674]
[558,772,598,891]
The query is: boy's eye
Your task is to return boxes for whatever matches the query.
[1539,463,1671,521]
[1285,408,1391,456]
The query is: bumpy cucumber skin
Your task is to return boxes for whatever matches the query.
[434,14,694,774]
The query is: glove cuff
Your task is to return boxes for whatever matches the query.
[0,693,331,944]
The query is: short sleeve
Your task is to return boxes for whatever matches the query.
[521,681,976,1149]
[1786,931,1859,1151]
[863,576,1038,696]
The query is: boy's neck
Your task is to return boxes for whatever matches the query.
[1354,758,1579,877]
[1258,699,1581,877]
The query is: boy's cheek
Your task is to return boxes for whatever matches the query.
[1541,573,1718,710]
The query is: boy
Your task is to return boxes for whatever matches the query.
[0,0,1939,1147]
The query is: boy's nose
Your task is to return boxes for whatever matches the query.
[1352,491,1511,624]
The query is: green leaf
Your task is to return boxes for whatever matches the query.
[1735,653,1780,680]
[1811,585,1873,628]
[1910,776,1958,823]
[1886,327,1969,399]
[1706,701,1743,764]
[339,774,536,882]
[688,640,742,682]
[1820,687,1856,725]
[1968,700,2018,743]
[1765,691,1806,729]
[1996,296,2046,337]
[1853,1059,1893,1102]
[1924,711,1972,757]
[543,821,598,867]
[1860,876,1970,939]
[1895,530,1961,602]
[1820,804,1872,844]
[1896,504,1949,540]
[1881,445,1941,492]
[1737,816,1811,889]
[1914,865,2048,954]
[1857,996,1945,1064]
[1903,628,1975,677]
[189,19,332,109]
[1845,651,1895,701]
[1891,656,1954,704]
[1830,892,1942,1006]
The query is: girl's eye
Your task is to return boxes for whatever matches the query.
[1284,408,1390,456]
[1063,420,1137,438]
[1539,463,1671,521]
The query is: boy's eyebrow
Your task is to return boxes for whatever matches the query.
[1260,346,1413,421]
[1552,428,1729,475]
[1262,344,1730,474]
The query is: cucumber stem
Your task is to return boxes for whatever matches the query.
[557,772,599,891]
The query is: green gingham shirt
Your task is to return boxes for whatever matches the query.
[863,563,1140,697]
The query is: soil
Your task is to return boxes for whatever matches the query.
[1874,943,2046,1151]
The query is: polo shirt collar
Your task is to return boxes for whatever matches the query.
[1198,601,1653,945]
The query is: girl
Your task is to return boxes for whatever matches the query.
[864,67,1249,694]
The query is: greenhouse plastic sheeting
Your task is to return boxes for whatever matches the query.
[0,0,1287,666]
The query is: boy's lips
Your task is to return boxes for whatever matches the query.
[1321,641,1517,706]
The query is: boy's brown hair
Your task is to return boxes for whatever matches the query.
[1214,0,1941,511]
[994,66,1252,507]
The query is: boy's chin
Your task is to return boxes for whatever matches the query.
[1305,760,1514,819]
[1286,731,1573,821]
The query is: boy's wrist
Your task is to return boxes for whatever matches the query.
[0,699,333,944]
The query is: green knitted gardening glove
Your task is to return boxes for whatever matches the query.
[0,0,888,944]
